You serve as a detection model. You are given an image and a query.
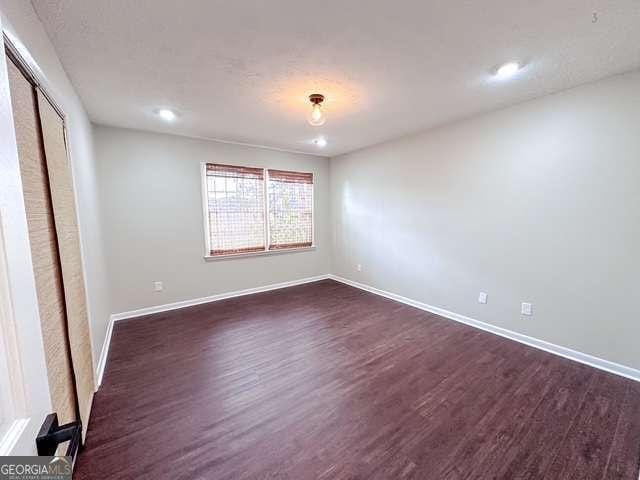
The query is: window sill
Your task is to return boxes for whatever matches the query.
[204,246,316,261]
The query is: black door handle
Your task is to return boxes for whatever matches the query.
[36,413,82,462]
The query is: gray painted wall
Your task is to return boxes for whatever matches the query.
[94,126,331,314]
[330,70,640,370]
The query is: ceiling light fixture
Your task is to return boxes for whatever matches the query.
[314,137,327,148]
[158,108,176,121]
[307,94,326,126]
[495,62,520,79]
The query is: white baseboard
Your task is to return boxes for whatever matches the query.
[328,275,640,383]
[95,274,331,387]
[95,272,639,387]
[110,274,331,321]
[95,313,115,387]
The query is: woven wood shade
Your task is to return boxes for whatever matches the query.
[205,164,314,256]
[206,163,266,255]
[267,169,313,184]
[37,89,96,437]
[267,169,313,250]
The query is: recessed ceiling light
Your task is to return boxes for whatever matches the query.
[495,62,521,79]
[157,108,176,121]
[314,137,327,147]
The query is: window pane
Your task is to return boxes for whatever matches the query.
[267,170,313,250]
[206,164,265,255]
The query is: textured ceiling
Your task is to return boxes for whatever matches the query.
[32,0,640,157]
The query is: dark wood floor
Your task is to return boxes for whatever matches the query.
[76,280,640,479]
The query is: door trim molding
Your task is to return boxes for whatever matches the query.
[3,32,66,119]
[0,418,29,456]
[0,17,53,455]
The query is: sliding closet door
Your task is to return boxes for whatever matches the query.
[36,89,95,433]
[6,57,77,426]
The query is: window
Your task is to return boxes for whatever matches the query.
[205,164,266,255]
[203,164,313,257]
[267,170,313,250]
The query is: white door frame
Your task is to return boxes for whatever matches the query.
[0,14,54,456]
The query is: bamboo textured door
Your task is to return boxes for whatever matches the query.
[36,89,95,434]
[7,55,77,426]
[6,52,95,438]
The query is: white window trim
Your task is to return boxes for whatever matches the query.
[200,162,315,260]
[204,245,316,261]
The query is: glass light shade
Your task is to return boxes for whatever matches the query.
[308,103,325,126]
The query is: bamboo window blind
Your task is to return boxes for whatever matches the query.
[267,169,313,250]
[205,164,313,256]
[206,164,266,255]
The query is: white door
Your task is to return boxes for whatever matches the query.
[0,15,54,456]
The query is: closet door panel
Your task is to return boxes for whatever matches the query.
[36,90,95,434]
[6,57,77,426]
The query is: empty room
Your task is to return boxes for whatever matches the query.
[0,0,639,478]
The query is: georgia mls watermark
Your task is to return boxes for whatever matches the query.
[0,457,72,480]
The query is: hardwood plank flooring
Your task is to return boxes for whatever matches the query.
[75,280,640,479]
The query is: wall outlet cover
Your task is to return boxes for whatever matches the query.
[521,302,532,316]
[154,281,163,292]
[478,292,488,304]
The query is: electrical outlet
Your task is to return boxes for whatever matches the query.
[356,264,362,272]
[478,292,488,304]
[154,281,163,292]
[521,302,532,316]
